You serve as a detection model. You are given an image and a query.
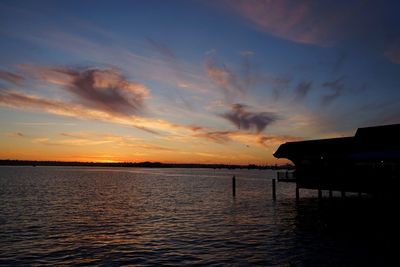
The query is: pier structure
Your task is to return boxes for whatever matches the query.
[273,124,400,200]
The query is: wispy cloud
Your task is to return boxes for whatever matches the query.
[294,81,312,100]
[15,122,76,126]
[257,135,302,148]
[0,70,24,85]
[5,132,25,138]
[32,131,176,151]
[270,76,292,100]
[205,57,244,102]
[321,76,345,105]
[0,83,225,139]
[204,52,259,103]
[146,37,176,60]
[220,103,277,133]
[0,90,166,134]
[193,130,233,143]
[32,137,114,146]
[226,0,364,46]
[385,41,400,64]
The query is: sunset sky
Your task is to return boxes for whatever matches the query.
[1,0,400,164]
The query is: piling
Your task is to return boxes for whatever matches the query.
[318,189,322,200]
[329,190,333,198]
[295,186,300,201]
[341,191,346,198]
[272,178,276,200]
[232,175,236,197]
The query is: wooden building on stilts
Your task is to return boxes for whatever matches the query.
[273,124,400,199]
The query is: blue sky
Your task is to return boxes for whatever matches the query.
[1,0,400,164]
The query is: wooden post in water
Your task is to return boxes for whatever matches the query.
[318,189,322,200]
[341,191,346,198]
[295,186,300,201]
[232,175,236,197]
[329,190,333,198]
[272,178,276,200]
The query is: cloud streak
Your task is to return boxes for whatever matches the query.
[226,0,365,46]
[257,135,302,148]
[321,77,345,105]
[0,90,164,134]
[146,37,176,59]
[220,103,277,133]
[193,130,233,143]
[205,57,244,102]
[294,81,312,100]
[204,53,260,102]
[0,70,24,85]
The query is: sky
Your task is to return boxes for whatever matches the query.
[1,0,400,164]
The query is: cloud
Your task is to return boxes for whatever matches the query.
[15,122,76,126]
[32,137,114,146]
[0,87,217,138]
[270,76,292,100]
[33,131,176,151]
[220,103,277,133]
[5,132,24,138]
[321,77,345,105]
[0,90,161,134]
[332,51,348,72]
[226,0,365,46]
[205,57,244,102]
[257,135,302,148]
[21,66,149,117]
[146,37,176,59]
[294,81,312,100]
[0,70,24,85]
[385,41,400,64]
[193,130,233,143]
[204,53,259,102]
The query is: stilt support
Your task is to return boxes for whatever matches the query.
[232,175,236,197]
[272,178,276,200]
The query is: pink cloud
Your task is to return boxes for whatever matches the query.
[227,0,358,46]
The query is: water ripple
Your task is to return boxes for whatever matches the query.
[0,166,397,266]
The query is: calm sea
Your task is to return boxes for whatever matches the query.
[0,166,397,266]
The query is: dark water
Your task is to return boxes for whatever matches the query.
[0,167,397,266]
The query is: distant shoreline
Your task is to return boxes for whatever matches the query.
[0,159,293,170]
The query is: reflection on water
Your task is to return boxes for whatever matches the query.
[0,167,397,266]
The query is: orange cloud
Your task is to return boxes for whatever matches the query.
[0,90,167,134]
[257,135,303,147]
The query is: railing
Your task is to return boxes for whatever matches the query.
[277,171,296,182]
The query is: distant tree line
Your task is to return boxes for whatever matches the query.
[0,159,294,170]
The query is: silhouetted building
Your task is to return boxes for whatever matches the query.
[274,124,400,195]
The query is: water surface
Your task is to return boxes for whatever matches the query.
[0,167,396,266]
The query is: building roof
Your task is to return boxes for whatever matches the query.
[274,124,400,160]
